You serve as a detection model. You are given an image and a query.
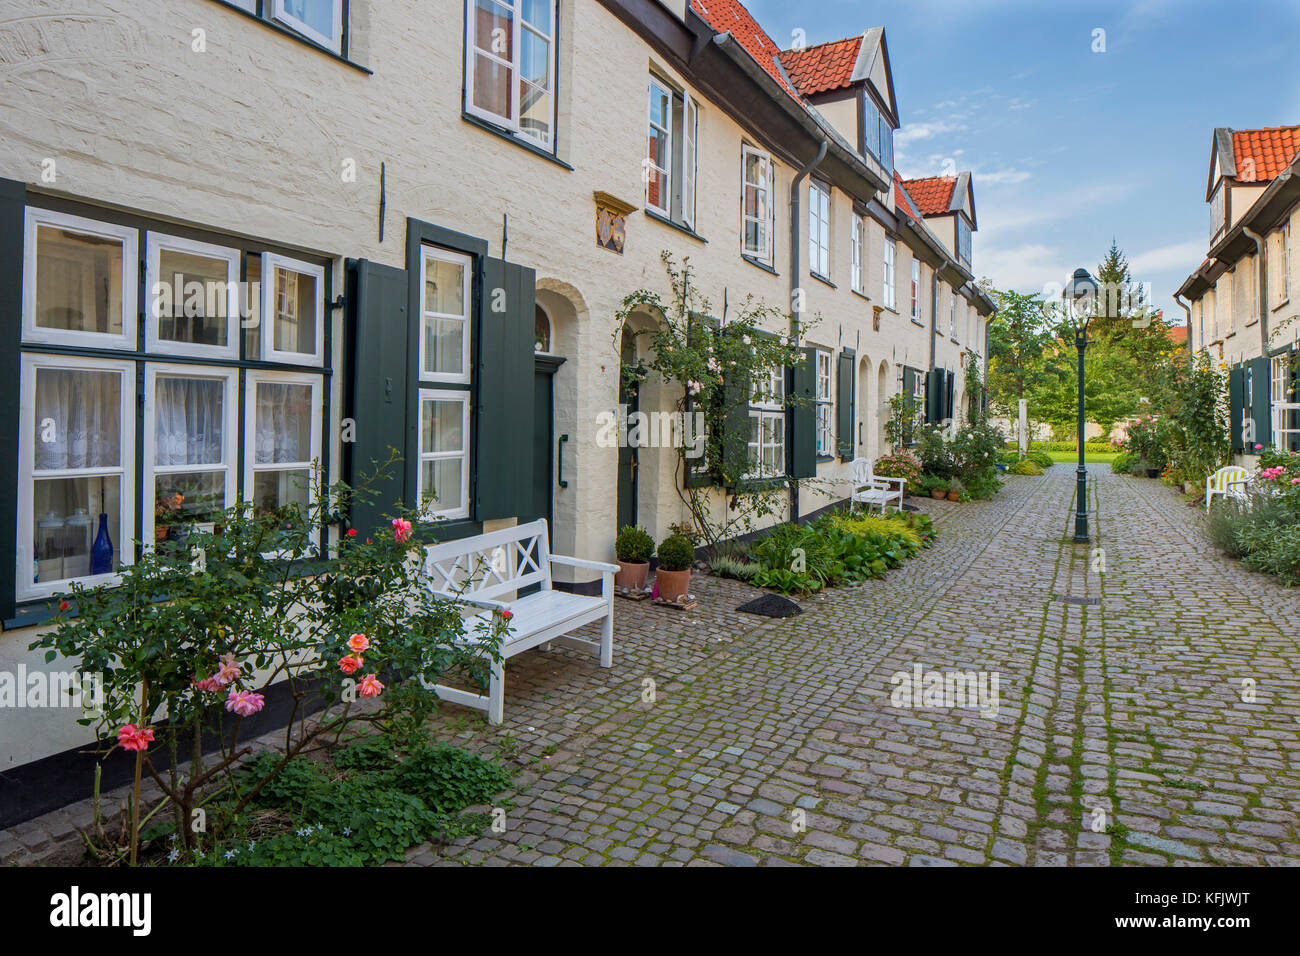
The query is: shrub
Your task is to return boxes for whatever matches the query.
[963,470,1003,500]
[1028,450,1054,469]
[1111,451,1134,474]
[873,450,922,487]
[830,514,922,551]
[656,534,696,572]
[708,554,760,583]
[1011,459,1043,475]
[915,425,953,479]
[1242,523,1300,586]
[614,525,654,563]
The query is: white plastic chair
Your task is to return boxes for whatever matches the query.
[1204,465,1251,512]
[849,457,906,514]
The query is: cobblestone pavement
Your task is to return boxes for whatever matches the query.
[408,466,1300,867]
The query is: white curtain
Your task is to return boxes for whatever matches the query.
[155,376,223,466]
[33,368,122,471]
[255,382,312,464]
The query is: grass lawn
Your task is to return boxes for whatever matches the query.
[1043,448,1121,464]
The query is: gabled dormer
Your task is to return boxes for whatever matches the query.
[1207,126,1300,245]
[778,27,898,196]
[899,172,977,269]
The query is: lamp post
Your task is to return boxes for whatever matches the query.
[1064,268,1099,543]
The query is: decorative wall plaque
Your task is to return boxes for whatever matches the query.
[594,191,635,255]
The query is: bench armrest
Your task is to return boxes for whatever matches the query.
[550,554,619,574]
[430,588,512,613]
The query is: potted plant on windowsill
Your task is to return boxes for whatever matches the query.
[946,477,965,502]
[655,533,695,603]
[614,525,654,591]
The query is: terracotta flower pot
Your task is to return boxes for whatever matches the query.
[930,489,946,500]
[947,490,961,501]
[615,560,650,591]
[656,568,692,602]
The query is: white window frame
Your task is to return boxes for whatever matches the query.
[911,258,921,321]
[22,207,138,351]
[1273,353,1300,450]
[949,287,957,338]
[742,144,775,265]
[850,215,865,294]
[746,367,785,479]
[18,353,136,602]
[883,239,896,310]
[683,96,698,230]
[463,0,558,151]
[271,0,344,54]
[244,370,323,518]
[419,245,473,385]
[815,349,832,457]
[416,389,472,521]
[645,78,673,217]
[142,364,239,548]
[145,233,241,360]
[809,182,831,278]
[260,252,326,366]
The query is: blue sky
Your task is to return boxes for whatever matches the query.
[746,0,1300,321]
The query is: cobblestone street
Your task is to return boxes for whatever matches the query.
[414,467,1300,866]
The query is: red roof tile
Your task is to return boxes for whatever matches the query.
[1167,324,1188,345]
[899,176,956,217]
[894,171,923,223]
[690,0,802,100]
[777,37,862,96]
[1231,126,1300,183]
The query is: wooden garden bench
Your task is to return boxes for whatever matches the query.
[421,519,616,725]
[1205,465,1251,512]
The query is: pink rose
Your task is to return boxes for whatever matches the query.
[392,518,412,543]
[117,724,155,752]
[192,676,223,693]
[1255,444,1264,450]
[357,674,385,698]
[214,653,241,686]
[347,528,358,537]
[338,654,364,675]
[501,610,513,621]
[224,690,265,718]
[347,633,370,653]
[1292,478,1300,486]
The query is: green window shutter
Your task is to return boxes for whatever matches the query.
[0,178,25,620]
[790,346,817,478]
[925,368,944,424]
[1251,355,1271,450]
[945,369,955,423]
[1228,365,1245,452]
[902,367,917,444]
[475,256,536,521]
[345,259,409,538]
[1289,347,1300,452]
[836,348,855,460]
[720,345,751,486]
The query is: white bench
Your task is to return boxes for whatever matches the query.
[1205,465,1250,512]
[848,457,906,514]
[422,519,617,725]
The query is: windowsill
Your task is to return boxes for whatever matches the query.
[810,272,836,289]
[735,475,788,493]
[1245,317,1260,327]
[461,112,573,170]
[951,337,960,345]
[910,318,925,328]
[1226,331,1237,339]
[645,208,707,243]
[879,305,900,317]
[851,288,870,303]
[742,255,779,276]
[816,454,834,463]
[208,0,371,74]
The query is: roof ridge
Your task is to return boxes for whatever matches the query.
[778,35,861,56]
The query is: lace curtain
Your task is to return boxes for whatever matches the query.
[33,368,122,471]
[155,376,224,466]
[255,382,312,465]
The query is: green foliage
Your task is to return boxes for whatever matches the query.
[656,534,695,572]
[946,476,965,494]
[391,744,514,813]
[873,450,923,486]
[707,554,760,583]
[614,525,654,563]
[1028,450,1055,469]
[884,393,919,449]
[1208,493,1300,586]
[1011,459,1044,475]
[915,425,953,479]
[1111,451,1135,474]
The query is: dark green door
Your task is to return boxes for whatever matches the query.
[617,328,638,531]
[528,357,560,528]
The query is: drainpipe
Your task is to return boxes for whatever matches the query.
[1173,292,1193,369]
[788,137,828,524]
[1243,224,1269,358]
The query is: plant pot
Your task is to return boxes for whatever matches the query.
[930,489,946,500]
[946,491,961,501]
[615,560,650,591]
[1145,468,1159,478]
[656,568,692,602]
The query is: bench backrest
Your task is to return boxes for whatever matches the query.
[423,518,552,601]
[850,457,872,486]
[1209,466,1249,492]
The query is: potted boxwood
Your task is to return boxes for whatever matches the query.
[655,533,695,602]
[923,475,946,500]
[946,477,964,501]
[614,525,654,591]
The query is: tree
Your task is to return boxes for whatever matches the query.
[986,288,1053,420]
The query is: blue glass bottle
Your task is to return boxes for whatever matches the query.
[90,513,113,575]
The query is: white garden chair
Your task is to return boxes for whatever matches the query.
[849,457,906,514]
[1204,465,1251,512]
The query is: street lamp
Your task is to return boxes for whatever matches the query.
[1064,267,1099,543]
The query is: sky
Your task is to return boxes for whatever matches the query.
[745,0,1300,323]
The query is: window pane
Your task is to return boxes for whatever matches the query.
[154,471,225,541]
[34,368,122,470]
[255,382,313,464]
[34,478,121,583]
[155,376,224,466]
[421,400,465,454]
[243,254,261,358]
[424,256,465,315]
[156,248,231,347]
[424,317,466,377]
[474,0,514,56]
[521,29,549,87]
[281,0,334,37]
[520,0,551,32]
[473,53,513,119]
[35,224,124,335]
[252,469,310,512]
[420,459,464,512]
[520,84,551,143]
[272,266,318,355]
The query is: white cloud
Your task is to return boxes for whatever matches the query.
[1128,239,1206,277]
[976,242,1069,294]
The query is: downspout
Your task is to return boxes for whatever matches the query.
[789,137,828,524]
[1173,292,1193,370]
[1243,224,1268,358]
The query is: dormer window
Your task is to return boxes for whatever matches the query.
[957,217,972,268]
[1210,184,1225,244]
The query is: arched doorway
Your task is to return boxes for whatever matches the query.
[528,304,562,531]
[857,353,873,461]
[878,360,891,453]
[617,325,641,532]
